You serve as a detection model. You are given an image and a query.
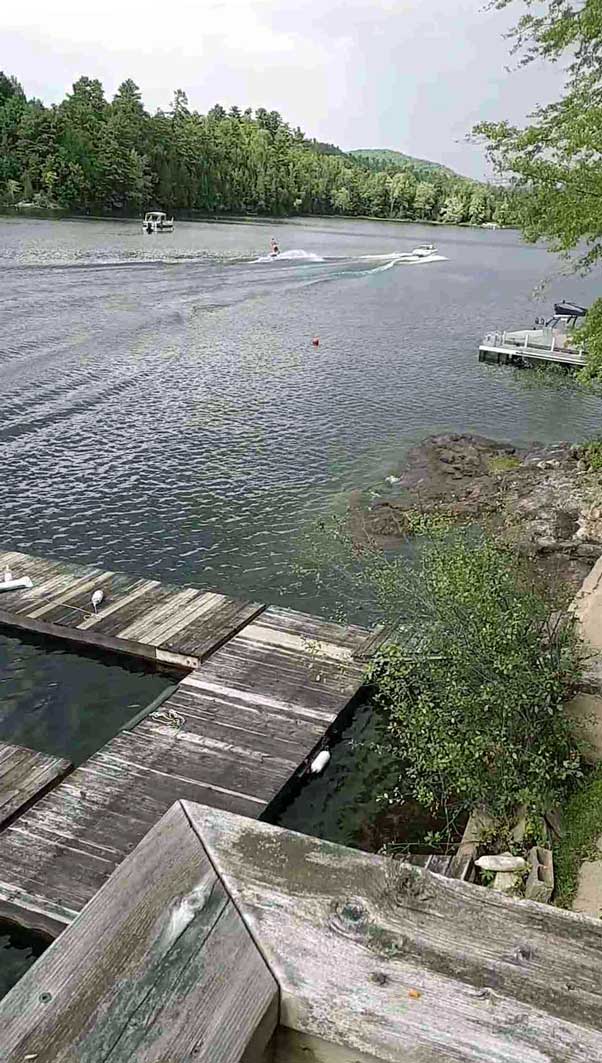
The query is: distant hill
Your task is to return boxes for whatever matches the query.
[304,138,346,156]
[349,148,460,179]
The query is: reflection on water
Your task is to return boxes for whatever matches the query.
[0,630,173,765]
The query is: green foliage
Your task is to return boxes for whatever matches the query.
[349,147,458,178]
[441,191,467,225]
[554,764,602,907]
[413,180,437,220]
[582,438,602,471]
[365,533,583,825]
[0,69,515,224]
[577,301,602,383]
[474,3,602,380]
[486,454,521,474]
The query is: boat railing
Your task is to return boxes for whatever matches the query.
[484,329,584,359]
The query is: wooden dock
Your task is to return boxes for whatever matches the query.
[0,551,376,936]
[0,549,264,670]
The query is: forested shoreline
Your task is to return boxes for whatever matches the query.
[0,71,515,225]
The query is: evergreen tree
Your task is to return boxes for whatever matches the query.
[0,69,514,226]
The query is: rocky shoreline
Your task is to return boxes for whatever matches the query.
[354,434,602,595]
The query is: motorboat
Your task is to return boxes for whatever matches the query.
[552,301,587,326]
[391,244,441,264]
[143,211,174,233]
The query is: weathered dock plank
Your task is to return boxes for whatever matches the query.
[3,800,602,1063]
[0,596,371,935]
[188,802,602,1063]
[0,803,278,1063]
[0,550,265,668]
[0,742,71,829]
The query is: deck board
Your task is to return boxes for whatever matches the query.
[0,742,71,829]
[0,550,266,668]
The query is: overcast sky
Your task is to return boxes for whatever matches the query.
[1,0,565,178]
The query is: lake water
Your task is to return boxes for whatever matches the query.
[1,213,602,996]
[2,215,601,613]
[2,212,602,801]
[3,213,602,729]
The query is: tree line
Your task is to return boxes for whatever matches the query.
[0,72,515,225]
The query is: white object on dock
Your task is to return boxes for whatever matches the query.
[91,589,104,613]
[4,564,12,583]
[309,749,331,775]
[0,577,33,592]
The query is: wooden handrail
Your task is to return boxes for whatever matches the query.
[2,800,602,1061]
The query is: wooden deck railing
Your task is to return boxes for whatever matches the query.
[1,800,602,1062]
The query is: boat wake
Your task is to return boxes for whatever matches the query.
[359,251,448,266]
[253,247,447,272]
[254,248,325,263]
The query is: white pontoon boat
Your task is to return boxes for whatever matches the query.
[143,211,174,233]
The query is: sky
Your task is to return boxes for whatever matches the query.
[1,0,565,179]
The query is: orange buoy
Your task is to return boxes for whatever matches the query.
[312,336,320,347]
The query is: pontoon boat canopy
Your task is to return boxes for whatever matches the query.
[554,301,587,318]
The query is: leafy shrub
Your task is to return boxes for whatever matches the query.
[367,532,583,826]
[554,765,602,907]
[582,438,602,472]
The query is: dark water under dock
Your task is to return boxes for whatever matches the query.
[0,630,172,765]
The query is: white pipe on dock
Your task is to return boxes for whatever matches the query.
[0,577,33,592]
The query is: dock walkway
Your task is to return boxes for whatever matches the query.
[0,552,372,935]
[0,742,70,829]
[0,550,264,670]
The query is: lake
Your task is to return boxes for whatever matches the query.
[2,212,602,760]
[1,213,601,996]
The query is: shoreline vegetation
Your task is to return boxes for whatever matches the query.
[0,70,516,227]
[300,432,602,902]
[0,204,516,229]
